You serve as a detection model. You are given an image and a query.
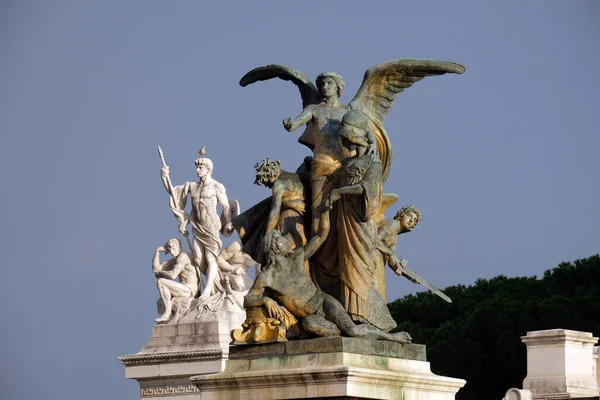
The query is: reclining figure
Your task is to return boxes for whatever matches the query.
[243,205,412,343]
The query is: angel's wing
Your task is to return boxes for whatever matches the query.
[376,193,399,229]
[240,65,322,108]
[349,59,465,124]
[349,59,465,180]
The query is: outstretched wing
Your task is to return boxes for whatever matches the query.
[349,59,465,124]
[375,193,399,229]
[240,65,322,108]
[349,59,466,180]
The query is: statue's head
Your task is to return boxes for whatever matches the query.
[316,72,345,99]
[165,238,183,256]
[254,158,281,189]
[394,205,422,232]
[262,230,293,259]
[339,110,370,152]
[194,157,213,179]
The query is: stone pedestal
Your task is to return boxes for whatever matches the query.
[119,314,243,400]
[191,337,465,399]
[521,329,599,399]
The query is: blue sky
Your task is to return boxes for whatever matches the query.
[0,2,598,399]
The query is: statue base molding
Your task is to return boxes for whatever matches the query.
[119,316,243,399]
[190,336,466,400]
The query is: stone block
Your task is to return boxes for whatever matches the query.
[192,337,464,399]
[522,329,599,399]
[230,336,426,361]
[119,319,235,399]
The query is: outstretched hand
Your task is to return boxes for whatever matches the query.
[178,223,188,236]
[282,118,293,131]
[389,255,403,276]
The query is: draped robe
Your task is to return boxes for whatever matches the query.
[311,153,396,332]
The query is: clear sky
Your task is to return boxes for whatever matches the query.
[0,1,598,399]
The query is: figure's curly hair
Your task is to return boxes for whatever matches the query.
[316,72,345,97]
[194,157,213,173]
[262,230,294,270]
[394,205,422,225]
[254,158,281,186]
[165,238,183,252]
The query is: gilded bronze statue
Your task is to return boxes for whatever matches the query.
[234,205,412,344]
[234,58,465,342]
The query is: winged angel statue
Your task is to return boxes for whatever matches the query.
[241,59,465,236]
[237,59,464,333]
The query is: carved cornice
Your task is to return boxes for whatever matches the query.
[118,349,223,366]
[141,384,199,397]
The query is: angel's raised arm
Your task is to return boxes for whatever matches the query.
[283,104,316,132]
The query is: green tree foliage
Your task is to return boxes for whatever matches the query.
[387,254,600,400]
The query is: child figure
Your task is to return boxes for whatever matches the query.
[377,205,422,274]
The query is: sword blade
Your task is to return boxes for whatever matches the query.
[401,267,452,303]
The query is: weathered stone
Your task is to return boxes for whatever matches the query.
[238,60,464,341]
[229,336,426,361]
[191,338,464,399]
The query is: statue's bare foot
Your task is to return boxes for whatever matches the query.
[390,331,412,344]
[155,314,170,324]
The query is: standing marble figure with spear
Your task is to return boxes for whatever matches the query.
[158,146,238,303]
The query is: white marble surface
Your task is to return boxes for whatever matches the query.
[119,319,240,400]
[503,388,533,400]
[156,149,253,326]
[521,329,599,399]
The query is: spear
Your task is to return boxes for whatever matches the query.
[157,146,204,292]
[158,146,175,195]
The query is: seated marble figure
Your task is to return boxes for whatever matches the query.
[152,238,199,323]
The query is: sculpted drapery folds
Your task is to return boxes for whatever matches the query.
[234,59,465,339]
[324,110,396,331]
[235,208,412,345]
[161,156,235,301]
